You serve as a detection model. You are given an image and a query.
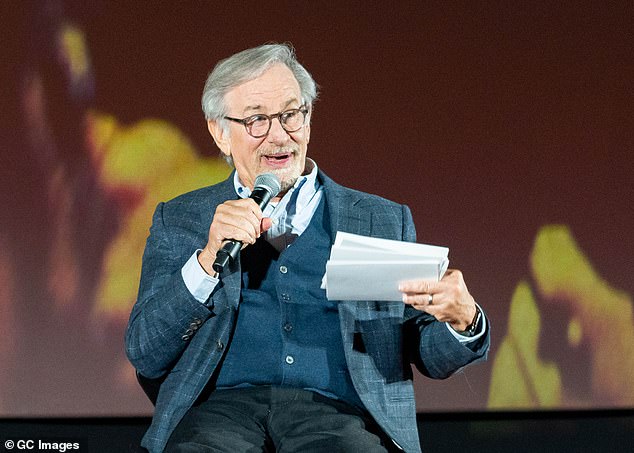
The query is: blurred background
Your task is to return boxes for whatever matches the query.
[1,0,632,425]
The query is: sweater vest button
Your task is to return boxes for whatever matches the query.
[283,322,293,332]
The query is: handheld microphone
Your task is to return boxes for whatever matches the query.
[212,173,281,273]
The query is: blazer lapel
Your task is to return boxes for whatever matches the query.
[320,170,372,241]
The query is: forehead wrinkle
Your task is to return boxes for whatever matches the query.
[227,65,303,116]
[242,96,301,116]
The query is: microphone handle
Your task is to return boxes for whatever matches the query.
[212,241,241,274]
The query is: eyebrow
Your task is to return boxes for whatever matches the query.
[241,98,301,115]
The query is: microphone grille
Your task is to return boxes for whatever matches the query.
[254,173,282,197]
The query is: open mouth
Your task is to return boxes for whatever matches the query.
[262,152,292,166]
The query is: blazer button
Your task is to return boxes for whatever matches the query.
[181,334,191,341]
[216,340,224,351]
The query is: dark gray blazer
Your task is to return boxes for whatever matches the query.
[126,170,490,452]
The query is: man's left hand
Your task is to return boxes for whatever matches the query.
[399,269,477,331]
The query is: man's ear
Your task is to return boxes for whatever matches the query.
[207,120,231,157]
[303,110,311,144]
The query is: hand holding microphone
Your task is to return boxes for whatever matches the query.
[198,173,281,275]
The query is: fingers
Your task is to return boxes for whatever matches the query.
[399,280,439,314]
[399,269,475,326]
[401,290,456,323]
[399,269,463,293]
[215,202,261,242]
[401,290,443,314]
[402,296,432,316]
[401,292,435,306]
[399,270,464,306]
[206,199,264,256]
[399,279,439,295]
[261,217,273,233]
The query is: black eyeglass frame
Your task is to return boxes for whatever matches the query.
[224,105,310,138]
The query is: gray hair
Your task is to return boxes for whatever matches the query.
[202,44,318,166]
[202,43,318,123]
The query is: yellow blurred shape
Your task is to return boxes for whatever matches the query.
[58,23,90,81]
[530,224,634,405]
[88,111,231,315]
[488,281,562,408]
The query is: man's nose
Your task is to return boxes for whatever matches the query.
[267,117,290,144]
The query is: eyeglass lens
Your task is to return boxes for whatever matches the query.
[248,109,306,137]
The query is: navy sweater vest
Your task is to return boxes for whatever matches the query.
[215,199,363,408]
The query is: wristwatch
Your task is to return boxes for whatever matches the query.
[456,305,482,337]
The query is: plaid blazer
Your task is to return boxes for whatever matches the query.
[126,170,490,453]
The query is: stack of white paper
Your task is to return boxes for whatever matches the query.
[322,232,449,301]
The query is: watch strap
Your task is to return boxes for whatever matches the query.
[456,305,482,337]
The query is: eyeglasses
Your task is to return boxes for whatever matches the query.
[224,106,309,138]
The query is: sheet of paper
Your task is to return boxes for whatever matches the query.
[325,260,447,301]
[329,245,438,262]
[334,231,448,257]
[323,232,450,301]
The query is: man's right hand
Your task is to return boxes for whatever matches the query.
[197,198,272,275]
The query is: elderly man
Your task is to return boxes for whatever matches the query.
[126,43,489,453]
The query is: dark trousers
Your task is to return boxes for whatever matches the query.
[165,386,396,452]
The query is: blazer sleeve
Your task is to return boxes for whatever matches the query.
[125,202,215,379]
[401,204,490,379]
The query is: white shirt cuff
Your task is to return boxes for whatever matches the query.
[181,250,220,304]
